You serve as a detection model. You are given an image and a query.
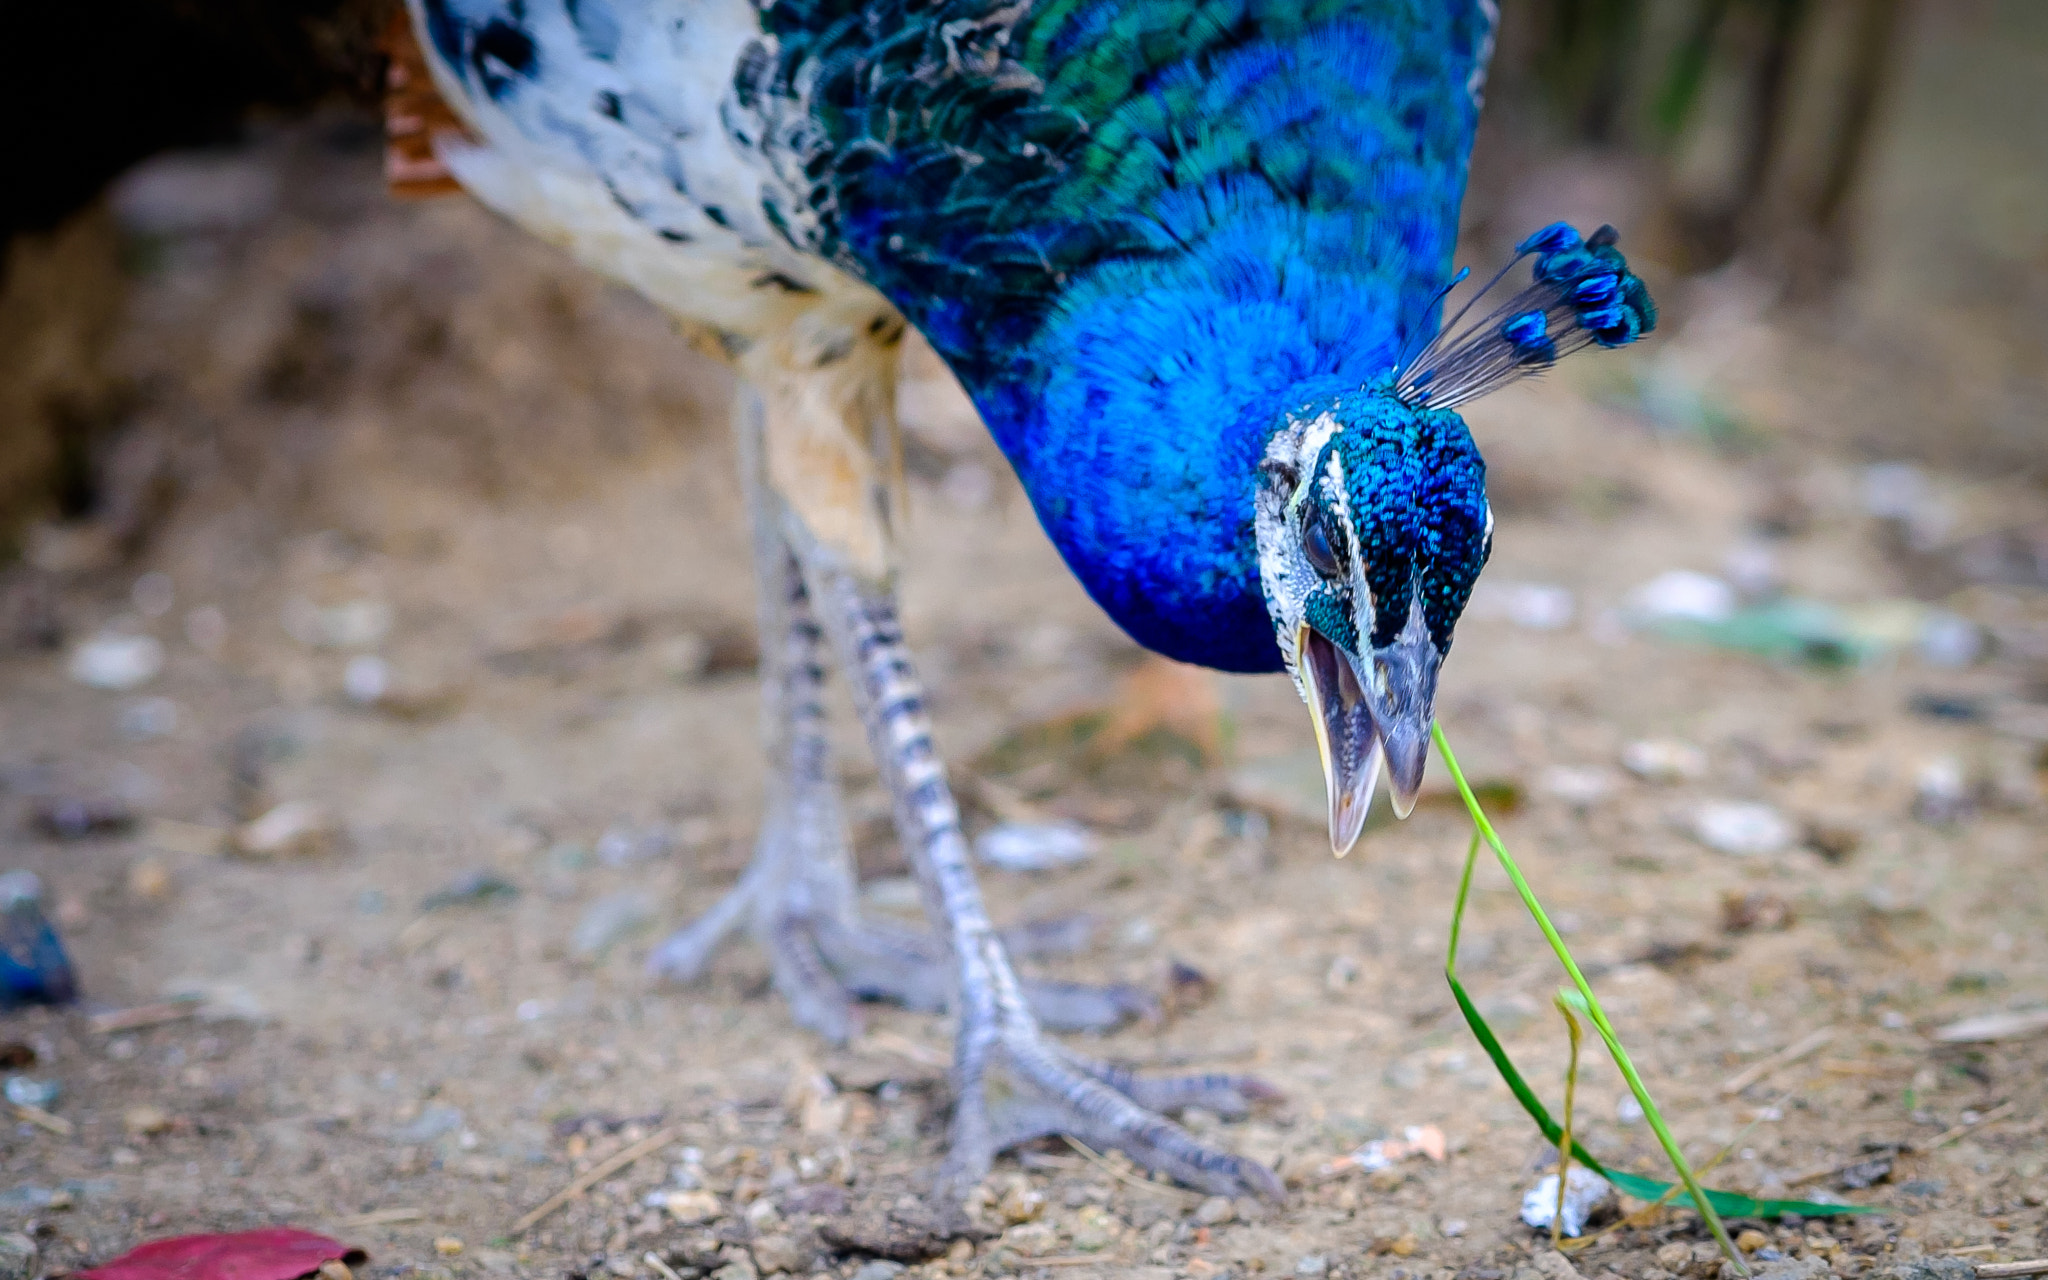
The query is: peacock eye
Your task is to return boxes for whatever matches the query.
[1302,510,1342,579]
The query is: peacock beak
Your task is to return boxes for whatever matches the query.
[1296,623,1383,856]
[1367,614,1440,820]
[1295,603,1441,854]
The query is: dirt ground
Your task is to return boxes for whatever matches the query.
[1,115,2045,1280]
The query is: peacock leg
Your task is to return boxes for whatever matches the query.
[802,552,1283,1202]
[643,482,868,1040]
[647,386,1153,1038]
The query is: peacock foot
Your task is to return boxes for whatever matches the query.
[644,865,1156,1044]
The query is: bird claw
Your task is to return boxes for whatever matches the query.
[646,887,1155,1040]
[947,1034,1284,1202]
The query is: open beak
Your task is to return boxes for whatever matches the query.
[1297,624,1382,855]
[1295,610,1441,855]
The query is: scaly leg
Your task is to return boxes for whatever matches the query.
[798,545,1282,1202]
[647,388,1154,1037]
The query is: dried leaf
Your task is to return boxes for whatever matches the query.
[79,1228,360,1280]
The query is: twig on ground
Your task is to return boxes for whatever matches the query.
[1976,1260,2048,1279]
[333,1208,425,1228]
[11,1103,72,1136]
[1719,1028,1835,1095]
[1921,1100,2017,1151]
[333,1204,425,1228]
[87,998,203,1034]
[512,1123,686,1234]
[1061,1137,1204,1201]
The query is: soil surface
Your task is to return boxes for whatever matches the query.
[1,119,2044,1280]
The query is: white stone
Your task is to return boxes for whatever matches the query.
[1629,570,1737,624]
[68,632,165,690]
[1519,1166,1611,1237]
[1690,800,1793,856]
[975,822,1097,873]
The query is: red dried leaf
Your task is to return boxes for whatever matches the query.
[78,1228,360,1280]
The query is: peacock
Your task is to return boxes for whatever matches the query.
[392,0,1655,1199]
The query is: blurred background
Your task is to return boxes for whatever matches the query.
[0,3,2044,1279]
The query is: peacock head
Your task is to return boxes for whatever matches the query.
[1253,222,1656,853]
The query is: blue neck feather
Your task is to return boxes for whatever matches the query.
[980,209,1436,672]
[950,21,1480,672]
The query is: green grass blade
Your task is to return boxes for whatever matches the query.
[1432,722,1871,1261]
[1446,971,1868,1218]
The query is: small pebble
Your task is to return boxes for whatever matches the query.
[123,1104,172,1136]
[342,655,390,705]
[661,1190,721,1223]
[1917,611,1982,667]
[126,859,172,901]
[68,632,165,690]
[1621,739,1708,784]
[1913,756,1970,824]
[1518,1167,1611,1237]
[1295,1256,1328,1278]
[1537,765,1616,807]
[1630,570,1737,624]
[1736,1229,1769,1253]
[2,1077,59,1109]
[974,821,1097,873]
[1194,1194,1235,1226]
[1690,800,1793,856]
[849,1263,904,1280]
[233,801,338,859]
[433,1237,463,1257]
[1522,1252,1582,1280]
[991,1176,1043,1225]
[751,1233,803,1275]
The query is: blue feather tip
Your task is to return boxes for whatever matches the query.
[0,871,78,1011]
[1395,222,1657,410]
